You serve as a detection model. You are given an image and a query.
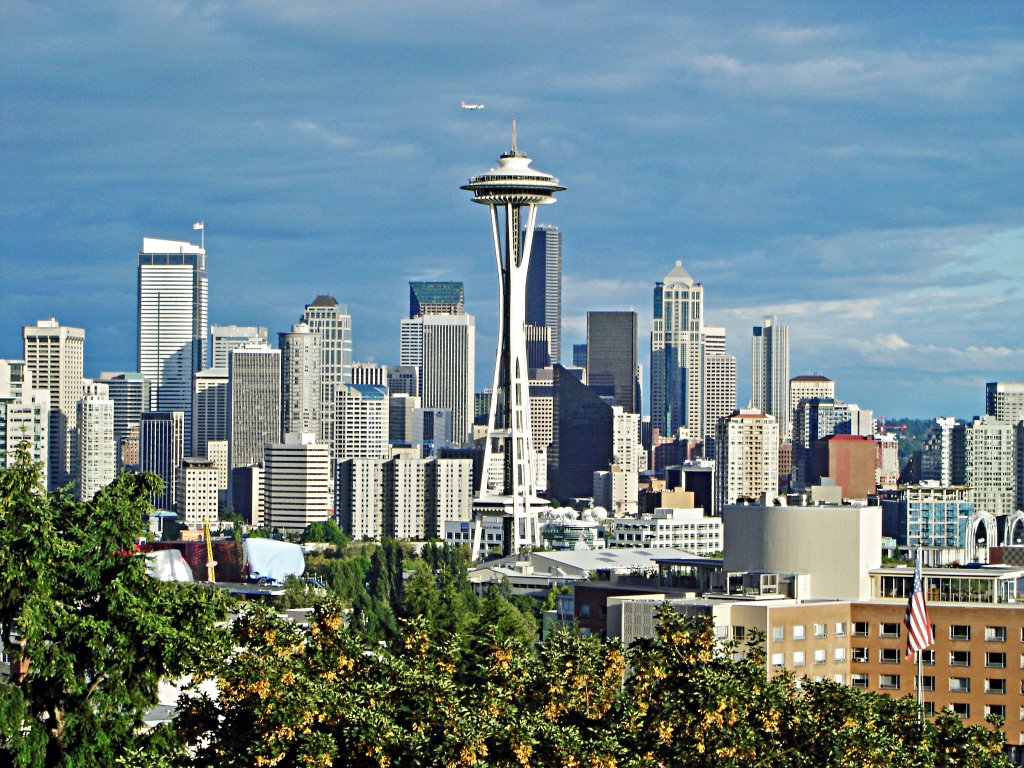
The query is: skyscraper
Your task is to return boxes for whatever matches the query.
[986,382,1024,423]
[525,224,562,363]
[192,367,229,458]
[263,432,331,532]
[228,343,281,473]
[137,237,208,453]
[651,261,703,442]
[751,316,790,439]
[139,410,184,511]
[586,311,639,414]
[23,318,84,489]
[98,372,150,468]
[702,326,737,457]
[409,281,464,317]
[76,380,115,501]
[279,322,321,440]
[714,408,779,510]
[301,296,352,466]
[0,359,49,476]
[401,314,475,443]
[462,127,563,556]
[337,383,389,460]
[210,325,268,369]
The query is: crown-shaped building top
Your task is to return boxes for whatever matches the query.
[462,121,565,206]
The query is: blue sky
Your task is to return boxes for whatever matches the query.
[2,1,1022,418]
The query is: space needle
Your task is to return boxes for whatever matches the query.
[462,123,565,560]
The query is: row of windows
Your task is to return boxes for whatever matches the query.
[772,622,847,642]
[857,649,1008,667]
[843,622,1008,641]
[845,674,1008,696]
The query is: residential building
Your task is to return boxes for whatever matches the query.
[228,343,281,474]
[587,311,639,413]
[954,415,1017,518]
[75,381,115,500]
[279,322,321,439]
[651,261,702,441]
[881,485,974,564]
[715,408,779,510]
[594,465,638,516]
[137,238,208,452]
[301,295,353,465]
[986,382,1024,423]
[788,375,834,441]
[751,316,790,440]
[176,456,219,528]
[337,383,389,460]
[0,359,49,475]
[920,417,958,486]
[611,406,645,473]
[23,318,84,488]
[263,432,331,532]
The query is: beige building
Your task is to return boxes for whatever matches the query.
[788,375,834,441]
[714,409,779,510]
[176,456,220,528]
[263,432,331,532]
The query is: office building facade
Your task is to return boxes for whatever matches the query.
[0,360,49,476]
[139,410,184,511]
[228,344,281,472]
[587,311,639,414]
[301,295,352,465]
[751,316,790,440]
[279,323,321,440]
[651,261,703,442]
[76,381,115,501]
[524,224,562,363]
[263,432,331,532]
[192,367,229,458]
[210,325,267,369]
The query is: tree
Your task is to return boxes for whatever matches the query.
[300,520,349,548]
[0,446,229,767]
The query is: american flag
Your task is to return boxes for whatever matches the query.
[904,551,934,659]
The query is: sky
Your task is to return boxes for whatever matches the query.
[2,1,1022,419]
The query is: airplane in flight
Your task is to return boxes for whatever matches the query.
[460,100,485,110]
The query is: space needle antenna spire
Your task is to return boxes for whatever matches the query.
[462,128,565,561]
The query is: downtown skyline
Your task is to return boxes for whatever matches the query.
[2,2,1022,419]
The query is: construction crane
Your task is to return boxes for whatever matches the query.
[203,520,218,582]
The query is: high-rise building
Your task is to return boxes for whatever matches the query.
[23,318,84,489]
[409,281,465,317]
[462,131,563,557]
[139,410,184,511]
[751,316,790,440]
[279,323,321,440]
[702,326,736,458]
[920,417,958,487]
[76,380,115,501]
[586,311,639,414]
[137,237,208,452]
[0,359,49,475]
[301,296,353,465]
[228,344,281,474]
[401,314,475,443]
[337,383,389,460]
[524,324,552,373]
[954,415,1017,518]
[98,372,150,468]
[651,261,703,442]
[411,407,453,449]
[986,382,1024,423]
[572,343,587,369]
[789,375,834,440]
[814,434,877,499]
[336,458,384,540]
[388,393,420,446]
[192,367,229,458]
[263,432,331,532]
[547,365,614,500]
[210,325,267,369]
[611,406,645,473]
[524,224,562,363]
[176,457,220,528]
[714,408,779,510]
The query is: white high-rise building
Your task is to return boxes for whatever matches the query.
[703,326,737,457]
[955,415,1017,518]
[651,262,703,442]
[137,237,208,453]
[594,465,639,517]
[402,314,475,443]
[211,325,267,369]
[263,432,331,532]
[788,375,835,441]
[751,316,790,439]
[986,382,1024,423]
[23,318,84,489]
[192,367,229,458]
[611,406,645,473]
[383,456,429,540]
[715,408,779,511]
[228,344,281,473]
[336,458,384,540]
[176,457,220,528]
[76,380,115,501]
[0,359,49,476]
[279,323,321,440]
[338,384,389,460]
[98,372,150,469]
[302,296,352,465]
[139,410,184,511]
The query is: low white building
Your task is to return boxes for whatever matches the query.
[609,507,722,554]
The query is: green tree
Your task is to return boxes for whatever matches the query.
[0,446,230,767]
[300,520,349,548]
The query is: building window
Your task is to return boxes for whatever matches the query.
[853,622,869,637]
[949,702,970,718]
[986,704,1006,720]
[922,701,936,717]
[920,649,935,665]
[880,648,900,664]
[834,622,847,637]
[733,626,746,641]
[771,626,785,642]
[793,651,806,667]
[834,647,847,663]
[985,626,1006,642]
[986,652,1007,669]
[950,625,971,641]
[814,649,826,665]
[793,625,806,641]
[852,647,869,663]
[880,623,900,638]
[813,623,827,639]
[949,677,970,693]
[851,674,868,689]
[580,604,590,618]
[915,675,935,692]
[879,674,900,690]
[771,652,784,668]
[986,679,1007,695]
[834,673,844,684]
[950,650,971,667]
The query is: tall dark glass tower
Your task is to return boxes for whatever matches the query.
[586,311,639,414]
[524,224,562,364]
